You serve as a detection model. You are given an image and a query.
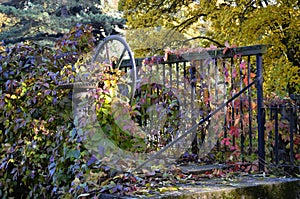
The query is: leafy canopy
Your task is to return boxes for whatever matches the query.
[121,0,300,96]
[0,0,125,45]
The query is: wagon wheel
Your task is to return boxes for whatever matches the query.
[91,35,137,101]
[57,35,137,100]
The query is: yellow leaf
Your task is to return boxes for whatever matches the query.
[158,186,178,193]
[10,95,17,99]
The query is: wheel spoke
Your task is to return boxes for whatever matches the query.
[105,43,110,63]
[91,35,137,101]
[115,47,127,69]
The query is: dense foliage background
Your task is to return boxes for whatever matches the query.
[121,0,300,97]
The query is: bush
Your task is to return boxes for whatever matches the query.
[0,24,96,198]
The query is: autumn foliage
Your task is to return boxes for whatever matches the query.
[0,20,299,198]
[121,0,299,97]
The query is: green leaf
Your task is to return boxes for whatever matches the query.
[66,149,81,159]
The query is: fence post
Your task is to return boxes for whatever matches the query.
[256,53,265,172]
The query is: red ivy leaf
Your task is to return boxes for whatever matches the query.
[223,47,229,54]
[232,68,237,78]
[243,77,249,86]
[221,137,231,146]
[229,126,240,138]
[240,61,247,69]
[295,154,300,160]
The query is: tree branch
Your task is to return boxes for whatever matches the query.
[2,33,64,45]
[184,36,224,47]
[174,14,207,32]
[160,35,224,51]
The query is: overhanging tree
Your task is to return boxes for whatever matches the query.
[121,0,300,96]
[0,0,125,45]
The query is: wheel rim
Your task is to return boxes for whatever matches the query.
[91,35,137,101]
